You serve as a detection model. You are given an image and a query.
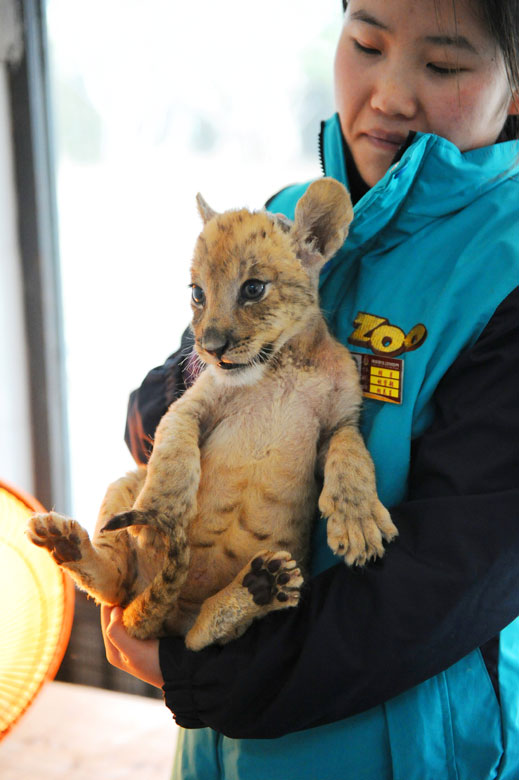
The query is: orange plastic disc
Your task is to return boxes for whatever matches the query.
[0,480,74,739]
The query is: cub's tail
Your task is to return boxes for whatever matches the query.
[102,509,190,638]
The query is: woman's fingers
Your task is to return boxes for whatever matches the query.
[100,604,164,688]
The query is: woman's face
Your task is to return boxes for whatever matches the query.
[334,0,518,186]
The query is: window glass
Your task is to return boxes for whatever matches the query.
[46,0,341,532]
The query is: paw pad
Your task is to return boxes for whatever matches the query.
[27,512,84,564]
[242,551,302,607]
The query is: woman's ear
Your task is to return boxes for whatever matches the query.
[507,90,519,116]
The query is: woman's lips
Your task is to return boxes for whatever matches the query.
[364,130,407,151]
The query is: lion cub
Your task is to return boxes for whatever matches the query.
[27,178,397,650]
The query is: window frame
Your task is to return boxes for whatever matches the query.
[7,0,70,514]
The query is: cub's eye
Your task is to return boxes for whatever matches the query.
[241,279,266,302]
[190,284,205,306]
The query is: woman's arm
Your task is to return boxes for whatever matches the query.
[153,287,519,738]
[111,289,519,738]
[124,326,196,464]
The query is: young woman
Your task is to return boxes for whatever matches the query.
[102,0,519,777]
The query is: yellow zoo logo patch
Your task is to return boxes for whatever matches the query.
[348,311,428,357]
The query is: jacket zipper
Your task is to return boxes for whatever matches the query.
[318,121,326,176]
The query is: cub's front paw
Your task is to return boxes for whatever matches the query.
[242,550,303,608]
[27,512,89,564]
[322,496,398,567]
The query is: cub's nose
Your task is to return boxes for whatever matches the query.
[201,328,230,360]
[205,342,229,360]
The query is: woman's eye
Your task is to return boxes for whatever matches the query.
[191,284,205,306]
[241,279,266,301]
[427,63,462,76]
[353,40,381,56]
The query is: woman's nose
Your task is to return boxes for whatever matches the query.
[370,69,417,119]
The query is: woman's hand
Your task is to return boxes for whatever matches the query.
[101,605,164,689]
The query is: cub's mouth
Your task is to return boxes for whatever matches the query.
[217,360,247,371]
[216,343,275,372]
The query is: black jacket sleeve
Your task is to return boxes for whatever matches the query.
[125,327,196,464]
[158,287,519,739]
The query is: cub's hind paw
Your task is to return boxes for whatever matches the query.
[242,550,303,609]
[27,512,88,564]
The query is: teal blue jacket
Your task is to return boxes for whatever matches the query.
[128,114,519,779]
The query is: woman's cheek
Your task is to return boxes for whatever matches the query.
[429,90,477,148]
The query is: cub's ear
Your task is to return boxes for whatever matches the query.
[272,213,293,233]
[196,193,218,224]
[293,178,353,266]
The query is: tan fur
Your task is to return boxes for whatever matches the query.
[27,178,397,649]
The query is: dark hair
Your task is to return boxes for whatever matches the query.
[474,0,519,139]
[341,0,519,139]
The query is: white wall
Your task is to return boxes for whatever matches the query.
[0,63,33,495]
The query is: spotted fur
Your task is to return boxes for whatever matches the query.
[26,178,397,649]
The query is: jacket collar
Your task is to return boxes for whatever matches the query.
[320,113,519,254]
[321,113,519,216]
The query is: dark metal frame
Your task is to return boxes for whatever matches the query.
[7,0,70,513]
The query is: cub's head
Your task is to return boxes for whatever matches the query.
[189,177,353,385]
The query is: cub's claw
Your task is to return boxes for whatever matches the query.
[242,550,303,607]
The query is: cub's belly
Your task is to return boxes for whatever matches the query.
[177,544,245,608]
[198,413,320,515]
[178,405,321,608]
